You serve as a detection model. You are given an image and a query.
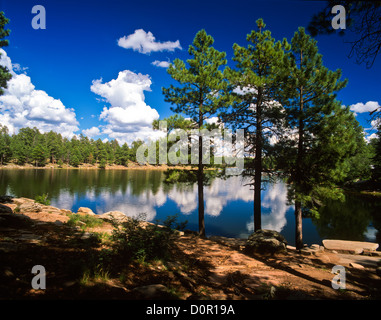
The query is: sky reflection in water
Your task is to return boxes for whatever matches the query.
[1,169,379,247]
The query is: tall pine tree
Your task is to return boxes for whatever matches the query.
[277,27,349,249]
[163,29,227,237]
[0,12,12,96]
[221,19,289,231]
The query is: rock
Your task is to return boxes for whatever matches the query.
[80,232,92,239]
[77,207,95,215]
[173,230,185,236]
[131,284,177,299]
[323,239,379,252]
[98,211,129,223]
[363,250,381,257]
[12,198,34,206]
[377,267,381,277]
[60,209,72,215]
[0,195,13,203]
[269,286,277,299]
[19,201,42,213]
[300,249,314,256]
[349,262,365,269]
[245,229,287,255]
[43,205,64,215]
[312,254,332,264]
[209,236,246,250]
[309,244,324,252]
[300,244,325,256]
[0,204,13,215]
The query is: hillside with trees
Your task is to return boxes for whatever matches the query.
[0,124,143,168]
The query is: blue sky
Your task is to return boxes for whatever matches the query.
[0,0,380,144]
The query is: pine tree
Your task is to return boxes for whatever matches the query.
[31,143,48,167]
[10,127,40,164]
[277,27,349,249]
[69,148,81,167]
[116,143,130,166]
[45,131,63,164]
[372,125,381,183]
[0,12,12,165]
[221,19,289,232]
[0,11,12,96]
[163,29,227,237]
[0,124,11,165]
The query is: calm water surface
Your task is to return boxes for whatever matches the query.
[1,169,380,247]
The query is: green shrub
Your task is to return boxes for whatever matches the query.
[162,213,188,231]
[67,214,104,229]
[35,193,51,205]
[110,213,179,263]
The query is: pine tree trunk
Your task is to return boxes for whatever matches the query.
[198,109,205,237]
[198,163,205,237]
[295,111,304,250]
[254,89,263,232]
[295,200,303,250]
[254,127,262,232]
[295,55,304,250]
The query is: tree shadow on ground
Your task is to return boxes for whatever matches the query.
[242,250,381,299]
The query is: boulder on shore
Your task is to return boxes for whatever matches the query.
[98,211,130,223]
[323,239,379,253]
[0,203,13,214]
[245,229,288,255]
[0,195,13,204]
[19,201,43,213]
[77,207,95,215]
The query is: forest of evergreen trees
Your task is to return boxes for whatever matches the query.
[0,124,144,168]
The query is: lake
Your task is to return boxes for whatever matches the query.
[1,168,380,247]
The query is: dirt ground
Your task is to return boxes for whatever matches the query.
[1,201,380,300]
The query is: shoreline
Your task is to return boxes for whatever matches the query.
[1,195,380,250]
[0,163,195,171]
[342,188,381,199]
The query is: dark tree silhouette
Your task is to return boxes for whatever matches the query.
[308,1,381,69]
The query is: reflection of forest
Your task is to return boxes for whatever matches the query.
[315,195,381,247]
[0,169,165,200]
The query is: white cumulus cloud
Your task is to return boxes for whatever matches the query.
[151,60,170,68]
[0,49,79,138]
[82,126,101,138]
[117,29,181,54]
[350,101,380,115]
[366,132,378,142]
[90,70,164,144]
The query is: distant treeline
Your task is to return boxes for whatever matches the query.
[0,125,144,167]
[1,123,379,184]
